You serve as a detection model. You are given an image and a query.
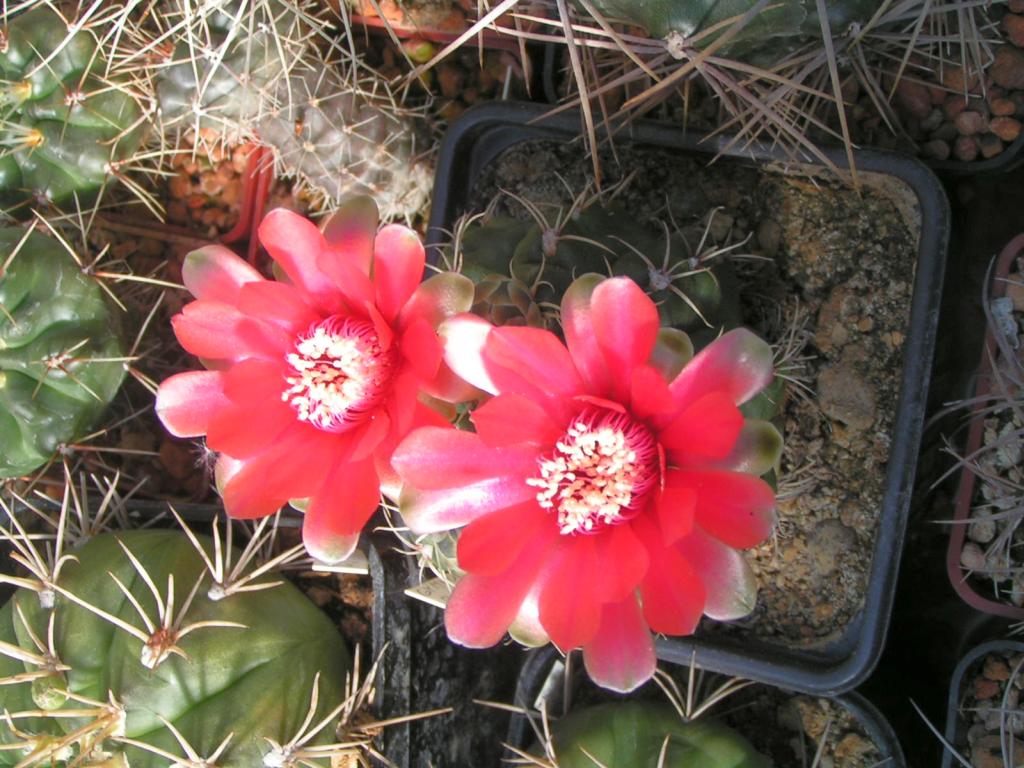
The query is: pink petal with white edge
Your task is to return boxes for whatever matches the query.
[483,326,584,401]
[155,370,228,437]
[676,525,759,621]
[320,195,378,275]
[398,475,537,534]
[668,328,774,411]
[397,272,475,332]
[182,245,263,304]
[508,583,550,648]
[440,313,498,395]
[591,277,660,403]
[445,534,553,648]
[303,457,380,564]
[373,224,426,323]
[561,274,611,397]
[214,454,244,495]
[258,208,343,313]
[583,596,656,694]
[391,427,538,490]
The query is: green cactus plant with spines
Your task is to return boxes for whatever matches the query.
[0,5,144,215]
[471,274,547,328]
[541,702,771,768]
[0,528,351,767]
[0,227,125,479]
[154,0,315,141]
[257,63,433,221]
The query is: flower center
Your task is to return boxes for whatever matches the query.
[282,316,396,433]
[527,407,658,535]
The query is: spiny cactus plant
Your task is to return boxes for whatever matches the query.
[257,62,433,221]
[0,522,352,767]
[0,227,125,479]
[454,191,744,336]
[153,0,318,143]
[539,702,770,768]
[0,4,145,216]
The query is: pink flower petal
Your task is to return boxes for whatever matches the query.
[317,248,375,313]
[636,521,706,635]
[445,534,553,647]
[320,195,378,275]
[628,364,674,421]
[673,419,783,476]
[658,391,744,458]
[538,537,601,650]
[171,301,291,361]
[155,371,228,437]
[470,394,562,448]
[398,475,538,534]
[676,525,758,621]
[258,208,343,313]
[236,280,319,333]
[303,457,380,563]
[484,326,584,400]
[672,469,776,549]
[457,502,552,576]
[221,358,289,405]
[221,425,339,519]
[508,583,550,647]
[385,370,419,437]
[181,245,263,304]
[349,412,390,461]
[214,454,243,494]
[591,277,659,402]
[205,398,297,458]
[668,328,774,410]
[391,427,538,490]
[440,313,498,395]
[373,224,426,322]
[420,361,487,404]
[593,523,649,603]
[583,596,656,694]
[655,486,696,545]
[397,272,475,331]
[400,316,442,381]
[561,273,611,397]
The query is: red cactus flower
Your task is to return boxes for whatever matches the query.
[392,274,781,693]
[156,199,475,563]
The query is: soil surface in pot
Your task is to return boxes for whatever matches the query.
[949,648,1024,767]
[958,257,1024,607]
[467,139,919,645]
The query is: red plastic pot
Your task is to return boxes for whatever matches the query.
[946,233,1024,618]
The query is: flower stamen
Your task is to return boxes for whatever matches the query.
[282,316,396,432]
[527,408,657,535]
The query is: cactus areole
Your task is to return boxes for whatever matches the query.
[0,529,351,767]
[0,6,142,213]
[0,227,125,479]
[544,702,771,768]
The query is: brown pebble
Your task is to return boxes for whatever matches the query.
[436,63,465,99]
[980,133,1005,158]
[168,172,192,199]
[923,139,951,160]
[991,116,1022,142]
[975,677,1001,700]
[167,200,189,224]
[941,66,981,93]
[954,135,980,161]
[894,78,933,119]
[984,655,1011,682]
[956,110,988,135]
[944,96,969,120]
[992,47,1024,90]
[1006,14,1024,48]
[928,83,947,105]
[993,97,1019,116]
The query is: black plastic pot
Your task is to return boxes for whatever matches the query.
[506,645,906,766]
[942,639,1024,768]
[426,100,950,696]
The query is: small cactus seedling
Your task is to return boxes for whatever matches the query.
[540,702,771,767]
[0,226,126,479]
[0,4,145,216]
[0,523,352,767]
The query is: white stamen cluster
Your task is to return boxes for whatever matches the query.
[282,317,394,432]
[528,411,655,535]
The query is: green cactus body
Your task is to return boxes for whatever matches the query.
[0,529,351,767]
[257,66,432,220]
[0,6,142,213]
[472,274,547,328]
[0,228,125,478]
[459,202,737,335]
[545,702,771,768]
[577,0,877,61]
